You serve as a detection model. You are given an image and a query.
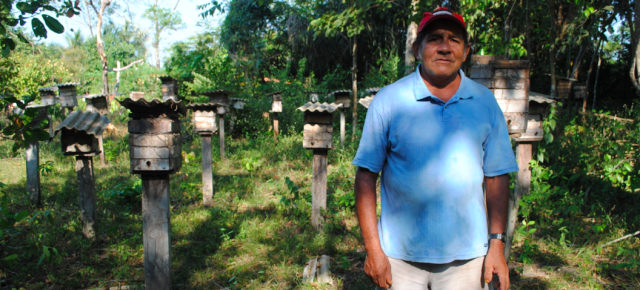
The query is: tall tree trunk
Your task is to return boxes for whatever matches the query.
[583,39,602,113]
[92,0,111,94]
[526,0,531,61]
[592,50,602,111]
[549,47,556,98]
[570,45,585,79]
[404,0,419,75]
[630,0,640,95]
[351,35,358,141]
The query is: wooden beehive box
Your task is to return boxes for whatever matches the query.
[572,83,587,99]
[306,91,324,103]
[25,104,51,128]
[159,76,179,101]
[332,90,352,108]
[38,87,57,106]
[82,94,109,115]
[53,110,110,155]
[130,91,145,101]
[297,102,342,149]
[186,103,225,134]
[55,83,80,108]
[201,89,235,107]
[515,92,555,142]
[231,98,248,110]
[556,78,572,99]
[269,92,282,113]
[119,98,187,174]
[491,60,530,134]
[469,55,507,88]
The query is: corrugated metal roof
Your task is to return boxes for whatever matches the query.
[267,91,281,96]
[118,98,187,115]
[330,90,351,94]
[358,96,374,109]
[198,89,236,96]
[529,92,556,104]
[54,82,81,88]
[365,87,381,94]
[230,98,248,102]
[78,94,109,99]
[38,87,57,92]
[53,110,111,137]
[25,103,53,109]
[186,102,229,111]
[297,102,342,113]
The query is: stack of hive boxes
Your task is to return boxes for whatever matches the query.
[469,55,530,135]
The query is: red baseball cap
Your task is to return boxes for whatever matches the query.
[418,7,466,33]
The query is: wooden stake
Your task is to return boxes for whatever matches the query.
[312,149,328,230]
[76,155,97,239]
[201,134,213,206]
[340,109,345,146]
[98,136,106,167]
[26,141,40,205]
[273,113,279,143]
[229,108,236,136]
[505,142,532,261]
[219,115,225,160]
[142,173,172,290]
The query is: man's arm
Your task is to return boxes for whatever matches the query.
[355,167,392,289]
[484,174,511,290]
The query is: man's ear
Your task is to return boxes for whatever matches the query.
[412,41,421,60]
[463,44,471,61]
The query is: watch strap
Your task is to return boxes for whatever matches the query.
[488,233,506,243]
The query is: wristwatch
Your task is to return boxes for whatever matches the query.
[488,233,506,243]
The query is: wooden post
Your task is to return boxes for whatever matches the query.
[273,113,279,143]
[201,134,213,206]
[311,149,328,230]
[26,141,40,205]
[98,136,106,167]
[141,173,172,290]
[76,155,97,239]
[229,108,236,136]
[219,115,225,159]
[505,142,533,261]
[340,109,345,146]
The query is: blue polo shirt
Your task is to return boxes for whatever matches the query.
[353,66,518,263]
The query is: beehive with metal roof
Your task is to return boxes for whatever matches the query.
[297,102,342,149]
[38,87,58,106]
[329,90,352,108]
[55,83,80,108]
[119,97,186,173]
[53,110,110,155]
[80,94,109,115]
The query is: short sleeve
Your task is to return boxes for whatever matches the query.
[482,104,519,176]
[352,97,389,173]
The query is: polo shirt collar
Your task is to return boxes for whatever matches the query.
[413,64,473,104]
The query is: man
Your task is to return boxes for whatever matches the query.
[352,7,518,290]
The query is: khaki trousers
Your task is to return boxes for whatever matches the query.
[374,256,491,290]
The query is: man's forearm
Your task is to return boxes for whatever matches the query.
[485,174,510,234]
[355,167,382,252]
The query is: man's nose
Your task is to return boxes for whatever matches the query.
[437,42,452,55]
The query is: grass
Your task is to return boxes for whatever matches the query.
[1,113,639,289]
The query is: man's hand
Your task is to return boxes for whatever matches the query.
[364,249,392,289]
[484,239,510,290]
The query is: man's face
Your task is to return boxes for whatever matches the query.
[414,20,470,81]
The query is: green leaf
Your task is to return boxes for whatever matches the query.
[0,24,5,35]
[31,18,47,38]
[1,38,15,50]
[4,254,18,260]
[1,0,11,9]
[42,15,64,34]
[14,209,28,222]
[16,2,31,13]
[6,18,19,27]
